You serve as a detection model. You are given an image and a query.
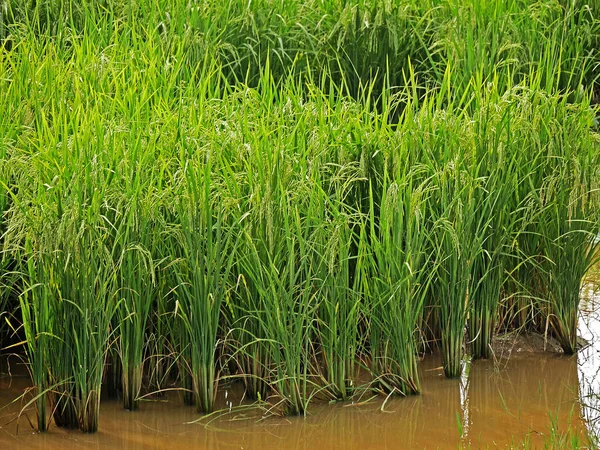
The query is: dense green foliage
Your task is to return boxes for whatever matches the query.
[0,0,599,433]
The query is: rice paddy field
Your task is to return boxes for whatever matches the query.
[1,0,600,448]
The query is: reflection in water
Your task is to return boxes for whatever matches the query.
[579,284,600,439]
[459,358,471,446]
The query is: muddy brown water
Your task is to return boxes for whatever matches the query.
[1,287,599,449]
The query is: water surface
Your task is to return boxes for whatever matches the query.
[2,288,599,449]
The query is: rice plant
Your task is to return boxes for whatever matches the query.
[113,197,156,411]
[313,208,365,401]
[171,162,238,414]
[468,93,518,359]
[53,223,118,433]
[431,164,487,378]
[18,238,52,431]
[366,163,434,394]
[239,197,320,415]
[525,95,600,353]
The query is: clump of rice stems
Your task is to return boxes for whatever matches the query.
[17,238,52,431]
[432,1,599,101]
[18,215,77,430]
[46,269,78,430]
[113,196,157,411]
[104,346,122,400]
[146,246,177,396]
[1,82,120,431]
[106,117,169,410]
[499,90,553,333]
[15,207,118,432]
[233,108,322,413]
[496,89,600,351]
[230,275,271,402]
[0,37,18,348]
[430,159,489,378]
[538,181,598,354]
[312,199,365,401]
[171,161,238,414]
[468,94,518,360]
[526,97,600,353]
[365,162,434,395]
[240,195,319,415]
[320,0,434,100]
[54,217,119,433]
[416,85,516,374]
[468,184,512,360]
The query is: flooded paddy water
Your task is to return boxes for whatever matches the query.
[0,354,588,450]
[0,284,599,450]
[0,352,591,449]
